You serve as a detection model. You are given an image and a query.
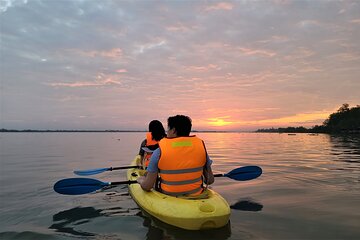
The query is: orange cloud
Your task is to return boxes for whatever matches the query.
[205,2,234,11]
[350,19,360,24]
[255,111,332,125]
[186,64,220,71]
[166,23,196,32]
[70,48,123,58]
[331,53,360,62]
[283,47,315,61]
[197,109,333,130]
[116,69,128,73]
[298,66,323,73]
[239,47,276,57]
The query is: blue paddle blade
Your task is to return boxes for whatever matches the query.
[224,166,262,181]
[53,178,109,195]
[74,167,111,176]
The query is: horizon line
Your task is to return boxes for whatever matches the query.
[0,128,254,133]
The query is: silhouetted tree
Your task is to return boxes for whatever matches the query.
[256,103,360,134]
[322,103,360,133]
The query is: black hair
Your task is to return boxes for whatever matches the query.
[167,115,192,136]
[149,120,166,141]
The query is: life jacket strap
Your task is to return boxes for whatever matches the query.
[160,177,202,185]
[159,166,203,174]
[161,186,203,196]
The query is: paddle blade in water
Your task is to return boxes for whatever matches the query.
[74,167,111,176]
[53,178,108,195]
[225,166,262,181]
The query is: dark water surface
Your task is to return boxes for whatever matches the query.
[0,132,359,239]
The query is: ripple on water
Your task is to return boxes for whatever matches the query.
[0,231,60,240]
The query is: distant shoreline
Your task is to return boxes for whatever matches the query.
[0,129,144,133]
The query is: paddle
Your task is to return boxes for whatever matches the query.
[53,178,137,195]
[74,166,140,176]
[213,166,262,181]
[54,166,262,195]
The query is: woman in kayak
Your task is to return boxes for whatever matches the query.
[137,115,214,196]
[138,120,166,168]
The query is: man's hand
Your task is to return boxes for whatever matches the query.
[137,172,158,191]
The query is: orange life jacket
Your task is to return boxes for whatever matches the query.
[158,136,206,196]
[143,132,159,167]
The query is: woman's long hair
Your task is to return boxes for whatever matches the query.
[149,120,166,141]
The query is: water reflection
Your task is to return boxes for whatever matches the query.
[230,199,263,212]
[138,210,232,240]
[49,205,138,237]
[49,207,100,237]
[49,205,232,239]
[329,135,360,165]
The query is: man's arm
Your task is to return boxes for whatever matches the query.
[202,142,214,185]
[203,164,214,185]
[203,152,214,185]
[137,172,158,191]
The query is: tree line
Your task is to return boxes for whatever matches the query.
[257,104,360,134]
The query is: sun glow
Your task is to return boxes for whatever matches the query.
[257,111,332,125]
[199,110,333,130]
[207,117,234,127]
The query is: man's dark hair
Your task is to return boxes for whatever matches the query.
[167,115,192,136]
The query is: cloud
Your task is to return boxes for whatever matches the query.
[136,40,167,54]
[57,95,88,102]
[239,47,277,57]
[330,53,360,62]
[256,35,289,44]
[116,69,127,73]
[338,9,346,14]
[283,47,315,61]
[350,19,360,24]
[256,111,333,125]
[186,64,220,72]
[166,23,197,32]
[297,20,321,28]
[297,66,323,73]
[46,75,122,88]
[0,0,28,13]
[70,48,123,58]
[205,2,234,11]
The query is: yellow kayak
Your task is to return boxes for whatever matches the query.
[127,155,230,230]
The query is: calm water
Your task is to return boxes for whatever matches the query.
[0,132,359,240]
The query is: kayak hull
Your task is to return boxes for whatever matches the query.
[127,155,230,230]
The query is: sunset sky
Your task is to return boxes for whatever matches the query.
[1,0,359,131]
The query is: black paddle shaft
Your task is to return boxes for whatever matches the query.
[111,166,140,170]
[110,180,138,185]
[213,173,224,177]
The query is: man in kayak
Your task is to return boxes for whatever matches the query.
[138,120,166,168]
[137,115,214,196]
